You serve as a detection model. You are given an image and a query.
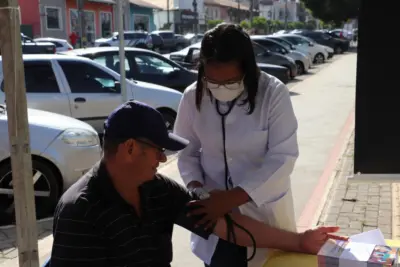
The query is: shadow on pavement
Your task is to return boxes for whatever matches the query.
[0,219,53,253]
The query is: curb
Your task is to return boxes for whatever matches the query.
[297,108,355,231]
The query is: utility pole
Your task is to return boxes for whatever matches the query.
[249,0,254,25]
[0,1,39,267]
[237,0,241,23]
[77,0,85,47]
[284,0,288,29]
[167,0,170,26]
[117,0,127,103]
[192,0,198,35]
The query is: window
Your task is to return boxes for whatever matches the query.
[252,43,266,56]
[134,54,175,75]
[69,9,96,42]
[159,32,174,39]
[8,61,59,93]
[59,61,117,93]
[92,54,131,73]
[45,7,62,30]
[100,12,112,38]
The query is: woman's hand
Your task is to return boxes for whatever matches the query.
[187,190,234,230]
[299,226,348,254]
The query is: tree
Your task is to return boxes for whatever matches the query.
[252,16,267,30]
[301,0,360,23]
[240,20,250,29]
[207,20,224,29]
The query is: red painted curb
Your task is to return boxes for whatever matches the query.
[296,108,355,230]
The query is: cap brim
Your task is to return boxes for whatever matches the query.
[162,133,189,151]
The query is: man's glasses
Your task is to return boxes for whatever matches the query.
[137,139,166,153]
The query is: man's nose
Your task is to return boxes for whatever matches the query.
[159,152,167,163]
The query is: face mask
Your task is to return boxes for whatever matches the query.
[207,80,245,102]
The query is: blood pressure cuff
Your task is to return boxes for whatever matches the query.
[175,192,217,240]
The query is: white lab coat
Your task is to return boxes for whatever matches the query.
[173,72,299,267]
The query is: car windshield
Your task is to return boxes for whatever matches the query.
[135,55,175,74]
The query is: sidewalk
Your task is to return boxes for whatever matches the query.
[317,131,400,240]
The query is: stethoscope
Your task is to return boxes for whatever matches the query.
[214,98,257,264]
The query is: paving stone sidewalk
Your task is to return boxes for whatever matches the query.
[317,130,399,239]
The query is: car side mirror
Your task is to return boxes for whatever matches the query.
[112,36,118,41]
[309,42,314,47]
[110,81,121,93]
[168,69,180,78]
[185,47,200,63]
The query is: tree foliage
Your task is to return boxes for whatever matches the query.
[301,0,360,23]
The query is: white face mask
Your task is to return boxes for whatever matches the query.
[206,79,245,102]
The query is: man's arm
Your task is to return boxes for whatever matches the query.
[164,174,302,252]
[214,213,302,252]
[50,206,106,267]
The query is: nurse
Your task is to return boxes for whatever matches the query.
[173,23,299,267]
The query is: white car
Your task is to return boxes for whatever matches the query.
[276,34,329,64]
[0,55,183,133]
[0,105,101,218]
[34,37,73,52]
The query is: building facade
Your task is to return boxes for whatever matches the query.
[129,0,160,32]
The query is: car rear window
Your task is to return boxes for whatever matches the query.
[159,32,174,39]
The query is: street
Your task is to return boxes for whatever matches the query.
[0,52,357,266]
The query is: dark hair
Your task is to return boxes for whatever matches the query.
[196,23,260,114]
[102,137,121,156]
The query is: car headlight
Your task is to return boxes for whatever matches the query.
[60,129,99,147]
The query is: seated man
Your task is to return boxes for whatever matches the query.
[49,101,345,267]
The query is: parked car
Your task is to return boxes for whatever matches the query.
[63,47,198,93]
[184,33,204,45]
[151,31,187,51]
[144,33,164,53]
[2,34,56,55]
[94,31,154,50]
[251,36,311,74]
[34,37,73,52]
[275,34,330,63]
[0,105,101,219]
[0,54,183,132]
[252,42,297,78]
[264,35,315,65]
[293,30,350,54]
[166,42,291,84]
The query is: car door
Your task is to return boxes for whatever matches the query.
[130,51,187,91]
[0,60,71,116]
[56,60,122,133]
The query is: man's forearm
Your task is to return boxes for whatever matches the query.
[213,213,303,253]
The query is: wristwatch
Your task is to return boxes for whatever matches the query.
[191,187,211,200]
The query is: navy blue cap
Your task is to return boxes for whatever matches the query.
[103,100,189,151]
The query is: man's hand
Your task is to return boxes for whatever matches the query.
[187,189,233,229]
[299,226,348,254]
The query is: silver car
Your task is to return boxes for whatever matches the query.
[251,36,311,74]
[0,105,101,220]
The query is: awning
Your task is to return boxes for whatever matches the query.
[88,0,116,4]
[129,0,163,9]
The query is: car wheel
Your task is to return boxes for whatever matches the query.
[295,61,305,75]
[314,53,325,64]
[0,158,61,223]
[334,45,343,54]
[159,110,176,132]
[99,44,110,47]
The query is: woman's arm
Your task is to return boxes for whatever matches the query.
[174,86,205,188]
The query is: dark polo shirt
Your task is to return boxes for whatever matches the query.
[50,161,212,267]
